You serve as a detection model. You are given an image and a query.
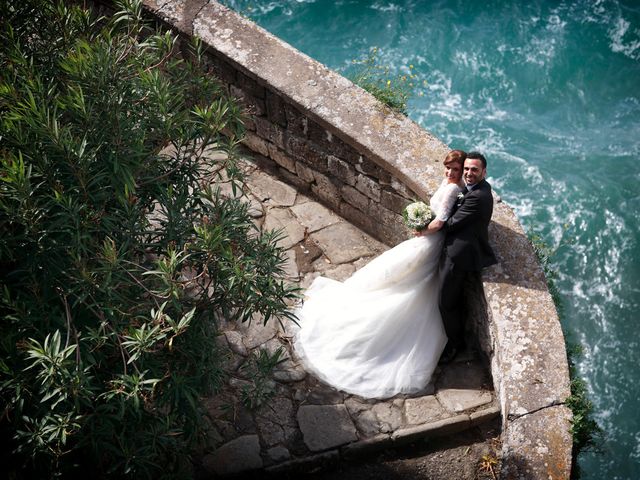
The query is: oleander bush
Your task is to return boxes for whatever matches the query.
[0,0,298,477]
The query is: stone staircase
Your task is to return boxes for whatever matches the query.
[198,157,500,477]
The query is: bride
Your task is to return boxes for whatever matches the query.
[293,150,467,399]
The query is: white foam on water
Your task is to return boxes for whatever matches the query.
[419,70,471,124]
[609,16,640,60]
[369,2,402,13]
[632,432,640,462]
[241,1,293,16]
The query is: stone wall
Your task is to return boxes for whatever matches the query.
[139,1,574,477]
[142,1,453,246]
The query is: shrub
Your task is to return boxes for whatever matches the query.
[347,47,425,115]
[0,0,298,477]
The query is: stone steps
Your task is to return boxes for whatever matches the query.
[199,157,499,477]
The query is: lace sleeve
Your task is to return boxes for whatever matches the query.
[435,184,461,221]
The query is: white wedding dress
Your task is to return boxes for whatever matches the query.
[293,180,462,398]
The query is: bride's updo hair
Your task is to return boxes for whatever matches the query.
[443,149,466,168]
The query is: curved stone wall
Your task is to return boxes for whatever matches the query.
[141,1,573,477]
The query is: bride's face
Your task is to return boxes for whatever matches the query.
[445,163,462,183]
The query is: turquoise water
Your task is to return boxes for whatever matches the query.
[220,1,640,477]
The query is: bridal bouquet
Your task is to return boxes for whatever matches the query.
[403,201,433,231]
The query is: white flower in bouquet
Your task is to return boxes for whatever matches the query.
[403,201,433,231]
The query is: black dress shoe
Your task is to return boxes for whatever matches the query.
[438,346,458,365]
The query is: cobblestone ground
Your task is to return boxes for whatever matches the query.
[197,156,500,477]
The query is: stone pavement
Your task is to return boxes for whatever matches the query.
[199,157,500,477]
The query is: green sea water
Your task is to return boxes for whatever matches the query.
[220,1,640,477]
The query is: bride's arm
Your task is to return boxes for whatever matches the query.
[416,184,460,235]
[426,218,445,232]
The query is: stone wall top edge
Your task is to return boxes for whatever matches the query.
[483,201,571,413]
[183,0,448,197]
[501,404,573,479]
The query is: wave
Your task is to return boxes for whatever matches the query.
[609,16,640,60]
[369,2,402,13]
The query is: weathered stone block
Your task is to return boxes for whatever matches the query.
[262,208,305,249]
[391,176,417,199]
[272,368,307,383]
[368,202,401,227]
[290,201,341,233]
[266,445,290,463]
[235,314,278,350]
[202,435,263,475]
[340,185,369,212]
[224,330,248,356]
[501,406,572,480]
[246,170,298,206]
[304,384,344,405]
[353,409,380,436]
[284,103,308,137]
[278,167,312,192]
[436,361,493,413]
[307,119,332,150]
[355,174,381,202]
[330,135,361,163]
[266,90,287,127]
[372,401,403,432]
[339,202,374,234]
[243,131,270,157]
[297,405,358,452]
[205,54,237,85]
[310,222,378,264]
[355,156,381,177]
[381,189,409,214]
[295,161,316,183]
[230,84,266,116]
[244,115,256,131]
[377,168,392,185]
[344,398,369,416]
[311,171,341,210]
[286,136,327,173]
[255,116,286,149]
[366,220,406,247]
[256,396,296,427]
[268,143,296,173]
[328,155,356,186]
[237,70,265,99]
[323,263,356,281]
[245,152,277,173]
[404,396,446,425]
[281,248,299,280]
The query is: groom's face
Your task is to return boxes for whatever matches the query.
[463,159,486,186]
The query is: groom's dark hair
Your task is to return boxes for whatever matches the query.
[466,151,487,168]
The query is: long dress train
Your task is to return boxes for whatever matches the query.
[293,180,462,399]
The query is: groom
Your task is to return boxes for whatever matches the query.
[438,151,497,363]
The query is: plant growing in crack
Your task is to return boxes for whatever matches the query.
[478,453,498,479]
[346,47,426,115]
[239,346,288,410]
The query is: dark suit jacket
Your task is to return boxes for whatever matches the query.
[443,179,497,271]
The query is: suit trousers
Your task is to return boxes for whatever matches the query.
[439,254,469,349]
